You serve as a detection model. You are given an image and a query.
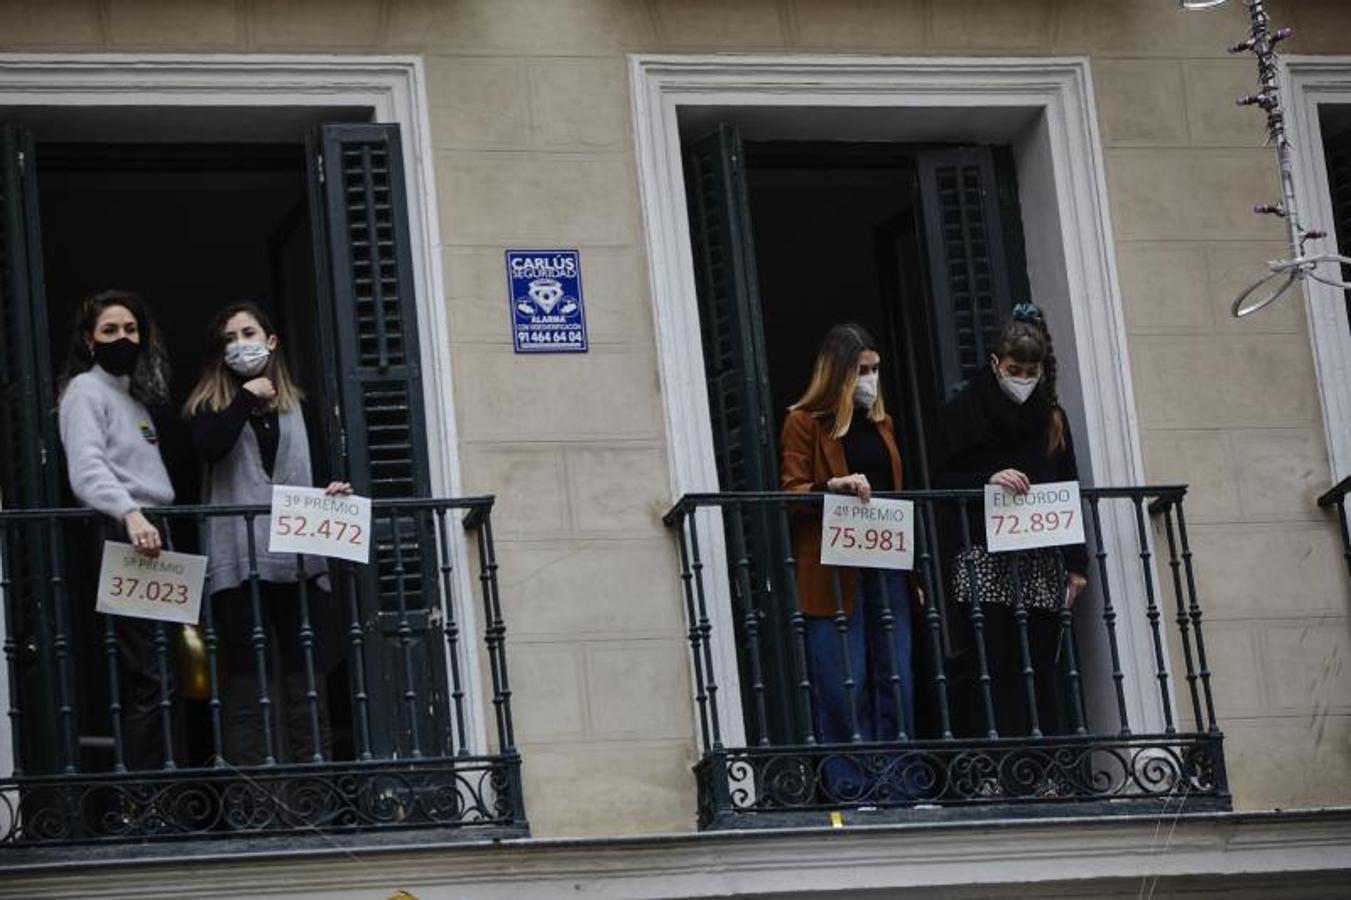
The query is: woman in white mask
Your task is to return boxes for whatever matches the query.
[937,303,1088,761]
[184,302,350,767]
[781,323,916,801]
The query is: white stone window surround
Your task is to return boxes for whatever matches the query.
[1281,56,1351,484]
[630,54,1176,749]
[0,53,488,759]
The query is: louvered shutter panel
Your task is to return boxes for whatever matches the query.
[0,125,64,773]
[683,125,776,495]
[917,148,1014,398]
[682,126,801,745]
[1323,129,1351,324]
[0,125,59,511]
[308,124,445,757]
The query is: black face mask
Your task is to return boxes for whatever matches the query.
[91,338,141,377]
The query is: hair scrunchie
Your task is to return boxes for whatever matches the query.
[1011,302,1043,324]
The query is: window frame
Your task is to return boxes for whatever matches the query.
[0,52,487,756]
[630,54,1169,746]
[1279,56,1351,484]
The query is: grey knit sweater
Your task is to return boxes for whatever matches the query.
[201,406,327,592]
[58,365,174,520]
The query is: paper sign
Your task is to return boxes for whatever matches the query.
[984,480,1086,553]
[819,494,915,571]
[268,485,372,564]
[95,542,206,625]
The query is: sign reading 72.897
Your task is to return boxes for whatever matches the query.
[984,480,1086,553]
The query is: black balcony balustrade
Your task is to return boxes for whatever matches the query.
[1318,476,1351,580]
[663,487,1229,829]
[0,496,526,851]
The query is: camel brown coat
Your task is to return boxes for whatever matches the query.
[779,408,904,617]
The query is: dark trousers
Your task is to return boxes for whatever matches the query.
[964,604,1065,739]
[804,569,915,798]
[213,580,334,765]
[115,617,175,771]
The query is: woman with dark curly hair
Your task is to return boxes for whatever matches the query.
[937,303,1088,745]
[57,288,175,771]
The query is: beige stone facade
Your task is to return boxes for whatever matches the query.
[2,0,1350,854]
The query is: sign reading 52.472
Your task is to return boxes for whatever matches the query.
[984,480,1086,553]
[268,485,372,564]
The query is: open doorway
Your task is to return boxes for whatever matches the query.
[37,143,320,508]
[682,126,1033,744]
[0,105,453,775]
[34,139,335,771]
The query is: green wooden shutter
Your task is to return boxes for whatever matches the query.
[0,125,60,510]
[683,125,777,495]
[683,125,803,745]
[917,147,1015,398]
[308,123,445,757]
[0,124,64,773]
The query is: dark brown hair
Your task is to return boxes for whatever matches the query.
[992,303,1065,453]
[58,289,170,407]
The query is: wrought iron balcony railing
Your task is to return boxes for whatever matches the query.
[0,496,525,854]
[663,487,1229,829]
[1318,476,1351,580]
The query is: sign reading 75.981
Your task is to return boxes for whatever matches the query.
[819,494,915,571]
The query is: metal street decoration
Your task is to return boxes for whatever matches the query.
[1185,0,1351,317]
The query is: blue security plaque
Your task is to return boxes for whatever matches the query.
[506,249,588,353]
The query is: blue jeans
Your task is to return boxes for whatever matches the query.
[805,569,915,800]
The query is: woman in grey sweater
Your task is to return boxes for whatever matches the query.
[57,289,175,772]
[184,302,350,766]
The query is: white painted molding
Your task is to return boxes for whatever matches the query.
[0,53,486,754]
[1281,56,1351,483]
[629,54,1169,742]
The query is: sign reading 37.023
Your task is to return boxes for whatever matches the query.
[984,480,1086,553]
[96,542,207,624]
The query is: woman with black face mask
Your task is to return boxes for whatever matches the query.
[57,289,175,772]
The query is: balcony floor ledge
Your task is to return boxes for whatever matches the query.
[2,806,1351,898]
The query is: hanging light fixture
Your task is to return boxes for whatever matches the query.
[1183,0,1351,316]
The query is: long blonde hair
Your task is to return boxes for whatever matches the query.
[183,302,304,417]
[789,323,886,439]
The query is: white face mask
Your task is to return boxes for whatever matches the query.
[997,370,1040,405]
[853,372,879,409]
[225,341,271,377]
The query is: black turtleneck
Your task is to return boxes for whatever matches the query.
[841,414,894,493]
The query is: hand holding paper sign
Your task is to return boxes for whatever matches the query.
[96,542,207,625]
[269,484,372,564]
[984,479,1087,553]
[819,494,915,571]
